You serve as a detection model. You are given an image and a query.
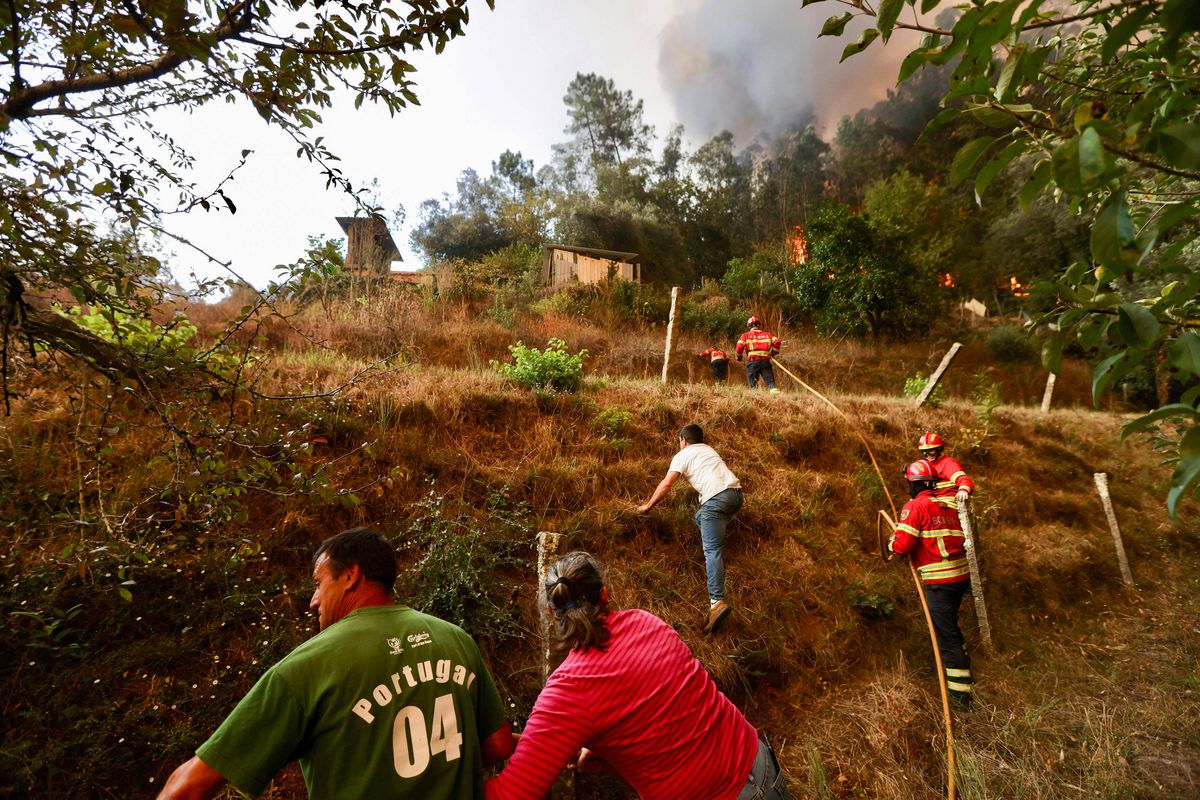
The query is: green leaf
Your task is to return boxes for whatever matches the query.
[1102,6,1154,63]
[974,139,1026,203]
[1169,331,1200,378]
[1152,123,1200,171]
[949,136,995,186]
[1091,193,1138,270]
[1077,127,1111,187]
[1116,303,1160,348]
[1042,333,1066,375]
[1091,351,1127,405]
[840,28,879,62]
[1019,160,1052,211]
[801,0,827,5]
[994,43,1025,102]
[920,0,941,13]
[1077,316,1111,351]
[1122,404,1200,438]
[898,49,934,82]
[877,0,904,40]
[1168,428,1200,517]
[820,12,854,37]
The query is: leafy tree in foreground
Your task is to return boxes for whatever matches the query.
[0,0,486,397]
[819,0,1200,514]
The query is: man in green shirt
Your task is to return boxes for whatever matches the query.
[156,527,514,799]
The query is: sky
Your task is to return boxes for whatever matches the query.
[157,0,914,291]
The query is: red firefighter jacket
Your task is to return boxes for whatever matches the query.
[891,490,969,585]
[928,455,975,509]
[697,347,728,363]
[735,330,780,361]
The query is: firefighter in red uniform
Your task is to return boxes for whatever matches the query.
[890,460,974,710]
[696,346,729,385]
[917,432,975,511]
[735,316,781,393]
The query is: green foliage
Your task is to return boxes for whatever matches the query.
[986,325,1036,363]
[67,306,198,357]
[594,407,632,437]
[398,486,529,644]
[721,248,795,314]
[492,338,589,393]
[530,281,668,326]
[795,202,937,337]
[845,581,895,620]
[962,370,1002,451]
[904,372,946,407]
[827,0,1200,514]
[680,299,745,341]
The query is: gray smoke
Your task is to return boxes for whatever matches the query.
[657,0,920,143]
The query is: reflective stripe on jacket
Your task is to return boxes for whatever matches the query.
[735,330,780,361]
[890,491,969,585]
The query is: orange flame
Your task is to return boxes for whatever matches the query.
[1009,276,1030,297]
[939,273,956,288]
[789,225,810,265]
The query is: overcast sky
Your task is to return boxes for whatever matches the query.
[158,0,913,290]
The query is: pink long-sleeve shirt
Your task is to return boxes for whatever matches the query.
[485,609,758,800]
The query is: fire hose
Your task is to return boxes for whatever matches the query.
[771,358,957,800]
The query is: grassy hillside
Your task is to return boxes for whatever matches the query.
[1,290,1197,799]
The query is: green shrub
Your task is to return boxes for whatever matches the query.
[680,299,745,341]
[903,372,946,407]
[845,581,895,620]
[594,407,632,437]
[484,295,517,328]
[986,325,1035,362]
[399,486,529,645]
[492,337,588,392]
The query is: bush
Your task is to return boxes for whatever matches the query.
[680,299,745,341]
[492,337,588,392]
[986,325,1035,362]
[903,372,946,407]
[399,486,529,645]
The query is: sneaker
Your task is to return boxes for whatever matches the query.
[950,691,973,712]
[704,600,731,634]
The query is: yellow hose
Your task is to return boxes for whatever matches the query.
[772,358,956,800]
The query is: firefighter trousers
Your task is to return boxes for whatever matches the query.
[924,580,973,701]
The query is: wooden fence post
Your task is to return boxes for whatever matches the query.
[536,531,565,679]
[915,342,963,407]
[661,286,679,385]
[1040,373,1057,413]
[1093,473,1134,588]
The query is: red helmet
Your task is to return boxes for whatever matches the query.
[917,432,945,450]
[905,460,938,482]
[746,315,762,328]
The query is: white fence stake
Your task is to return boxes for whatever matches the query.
[915,342,962,407]
[1093,473,1134,588]
[1040,373,1057,413]
[661,286,679,385]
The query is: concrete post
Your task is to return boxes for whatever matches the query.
[1041,373,1056,413]
[536,531,565,679]
[915,342,963,407]
[1093,473,1134,588]
[661,287,679,384]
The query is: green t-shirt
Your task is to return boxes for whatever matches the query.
[196,605,507,799]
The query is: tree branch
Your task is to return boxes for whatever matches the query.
[1,1,253,120]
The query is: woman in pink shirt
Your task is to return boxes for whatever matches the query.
[485,552,789,800]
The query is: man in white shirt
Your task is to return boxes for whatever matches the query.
[636,424,744,634]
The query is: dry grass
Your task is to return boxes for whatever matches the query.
[1,291,1197,798]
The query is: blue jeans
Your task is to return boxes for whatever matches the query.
[695,488,744,602]
[735,735,790,799]
[746,359,776,389]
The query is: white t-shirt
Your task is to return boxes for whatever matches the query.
[668,443,742,505]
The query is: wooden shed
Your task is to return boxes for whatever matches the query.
[336,216,401,279]
[542,244,640,289]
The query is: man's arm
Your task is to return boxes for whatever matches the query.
[156,756,227,800]
[637,471,680,513]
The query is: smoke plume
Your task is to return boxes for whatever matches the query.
[657,0,920,143]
